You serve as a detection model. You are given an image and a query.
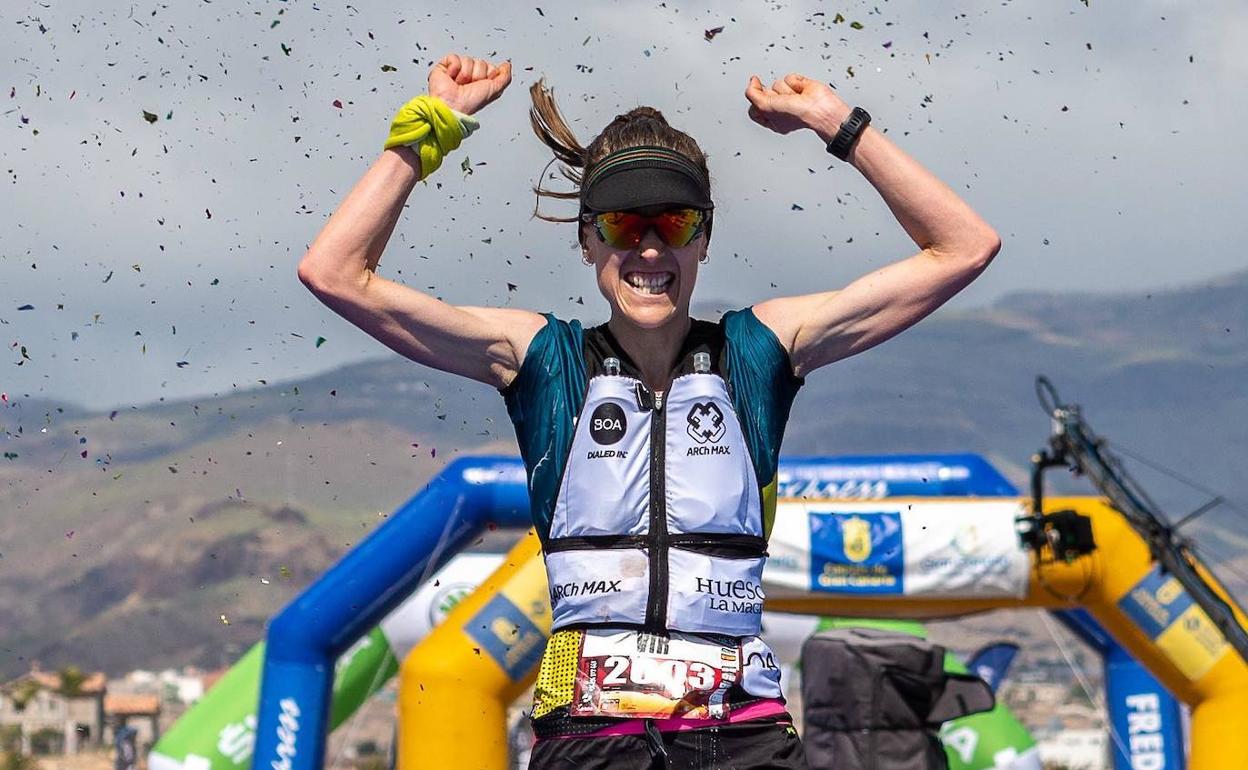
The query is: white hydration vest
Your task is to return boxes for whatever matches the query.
[543,364,769,636]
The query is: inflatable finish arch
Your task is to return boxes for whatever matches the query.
[251,456,1248,770]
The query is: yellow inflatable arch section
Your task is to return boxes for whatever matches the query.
[397,497,1248,770]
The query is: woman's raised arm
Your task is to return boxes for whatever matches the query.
[297,54,545,389]
[744,72,1001,378]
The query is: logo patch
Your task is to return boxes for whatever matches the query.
[686,401,726,444]
[589,402,627,445]
[809,511,904,594]
[841,516,873,563]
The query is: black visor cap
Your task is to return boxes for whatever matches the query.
[581,162,713,214]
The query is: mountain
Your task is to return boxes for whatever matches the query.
[2,271,1246,678]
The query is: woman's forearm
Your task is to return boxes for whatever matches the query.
[814,121,999,259]
[297,146,423,292]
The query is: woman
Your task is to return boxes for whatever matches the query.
[298,53,999,770]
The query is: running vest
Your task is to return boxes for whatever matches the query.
[503,310,804,718]
[543,332,768,636]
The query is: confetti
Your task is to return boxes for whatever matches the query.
[704,26,724,42]
[315,336,327,348]
[142,110,158,124]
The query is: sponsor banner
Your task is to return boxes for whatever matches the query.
[1118,565,1230,682]
[776,454,1019,500]
[941,715,1043,770]
[463,593,547,682]
[149,644,264,770]
[901,502,1028,597]
[1109,688,1185,770]
[379,553,504,660]
[764,501,1029,598]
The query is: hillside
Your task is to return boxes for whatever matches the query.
[2,271,1246,677]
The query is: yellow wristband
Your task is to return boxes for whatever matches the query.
[383,95,479,180]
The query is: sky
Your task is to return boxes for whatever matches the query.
[2,0,1246,410]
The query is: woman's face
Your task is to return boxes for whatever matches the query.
[581,210,708,331]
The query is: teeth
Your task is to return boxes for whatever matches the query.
[626,273,673,294]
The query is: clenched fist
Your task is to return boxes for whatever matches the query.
[429,54,512,116]
[745,73,850,141]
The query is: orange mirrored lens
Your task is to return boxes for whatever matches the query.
[593,209,705,248]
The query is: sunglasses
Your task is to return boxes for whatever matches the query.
[580,208,710,249]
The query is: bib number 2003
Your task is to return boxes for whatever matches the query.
[571,633,741,720]
[600,655,718,692]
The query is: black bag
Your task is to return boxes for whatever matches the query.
[800,627,995,770]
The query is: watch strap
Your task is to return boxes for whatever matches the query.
[826,106,871,160]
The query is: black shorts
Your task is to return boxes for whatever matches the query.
[528,716,810,770]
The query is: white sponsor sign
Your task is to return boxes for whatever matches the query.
[764,500,1029,598]
[378,553,505,659]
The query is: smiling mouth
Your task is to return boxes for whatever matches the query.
[624,272,675,295]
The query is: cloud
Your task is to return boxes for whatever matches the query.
[2,0,1245,408]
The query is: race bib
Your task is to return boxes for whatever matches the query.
[570,630,741,719]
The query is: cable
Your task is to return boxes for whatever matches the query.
[1037,611,1129,762]
[327,646,400,770]
[1108,441,1248,527]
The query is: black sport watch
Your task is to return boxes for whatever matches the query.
[826,106,871,160]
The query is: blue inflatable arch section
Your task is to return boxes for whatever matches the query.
[253,457,531,770]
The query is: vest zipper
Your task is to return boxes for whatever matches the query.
[645,386,669,631]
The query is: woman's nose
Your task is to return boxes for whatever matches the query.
[637,227,665,256]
